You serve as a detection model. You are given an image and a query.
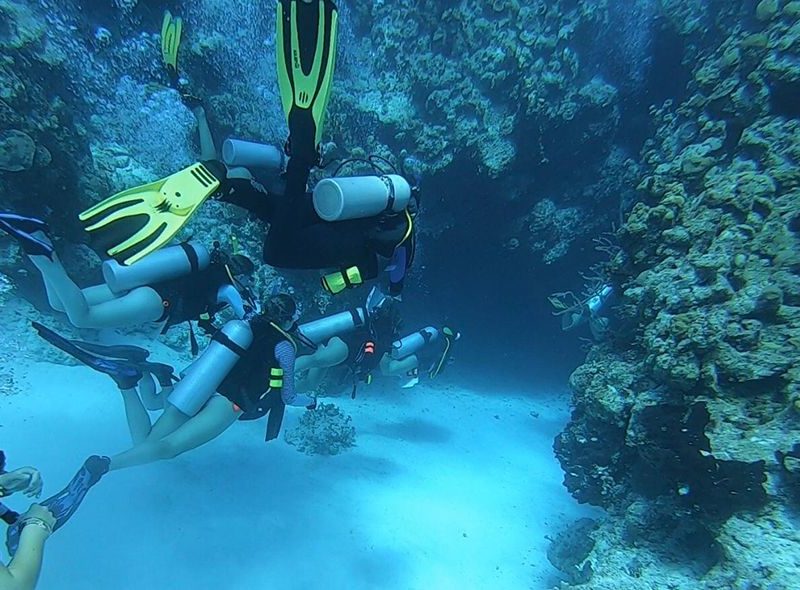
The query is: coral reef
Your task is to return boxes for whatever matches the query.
[284,402,356,456]
[554,1,800,587]
[345,0,620,178]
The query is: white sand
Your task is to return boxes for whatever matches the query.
[1,359,592,590]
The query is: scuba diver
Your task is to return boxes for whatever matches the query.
[77,0,418,298]
[295,287,401,397]
[381,326,461,388]
[1,453,54,590]
[0,213,254,346]
[551,284,615,341]
[6,294,314,557]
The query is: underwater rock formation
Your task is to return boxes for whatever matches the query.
[346,0,620,178]
[554,1,800,587]
[0,129,35,172]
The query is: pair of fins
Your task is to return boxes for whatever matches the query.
[80,0,338,266]
[32,322,176,390]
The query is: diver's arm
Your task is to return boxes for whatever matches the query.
[213,177,276,224]
[387,242,411,297]
[191,105,217,161]
[274,341,315,407]
[216,285,246,319]
[3,525,50,590]
[0,502,19,524]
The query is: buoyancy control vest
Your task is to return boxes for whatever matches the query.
[217,318,297,440]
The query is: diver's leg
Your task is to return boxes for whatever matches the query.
[192,105,217,161]
[295,337,349,372]
[380,353,419,377]
[81,284,118,305]
[36,252,116,313]
[28,253,164,328]
[144,404,191,441]
[37,249,67,311]
[296,337,348,390]
[120,387,153,445]
[109,396,240,471]
[138,373,168,411]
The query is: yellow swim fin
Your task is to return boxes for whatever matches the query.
[276,0,338,164]
[161,10,183,86]
[79,163,220,266]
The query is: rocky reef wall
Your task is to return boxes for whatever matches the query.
[552,1,800,588]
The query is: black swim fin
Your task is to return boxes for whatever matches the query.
[5,456,110,556]
[0,213,54,258]
[68,339,151,364]
[33,322,143,389]
[0,213,49,234]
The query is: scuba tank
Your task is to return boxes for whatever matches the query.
[297,307,367,346]
[312,174,412,221]
[168,319,254,417]
[103,241,210,294]
[222,138,285,173]
[391,326,438,360]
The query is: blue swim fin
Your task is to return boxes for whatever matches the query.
[6,456,110,555]
[32,322,143,389]
[0,216,54,258]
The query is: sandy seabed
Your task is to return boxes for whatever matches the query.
[1,357,592,590]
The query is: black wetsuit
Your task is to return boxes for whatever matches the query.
[151,263,232,328]
[211,160,414,293]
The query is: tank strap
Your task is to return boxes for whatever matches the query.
[269,322,298,353]
[212,329,249,357]
[179,242,201,273]
[349,308,365,329]
[381,175,396,212]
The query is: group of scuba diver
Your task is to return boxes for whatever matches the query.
[0,0,462,576]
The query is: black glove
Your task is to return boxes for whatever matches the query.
[0,507,20,525]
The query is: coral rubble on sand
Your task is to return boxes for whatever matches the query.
[284,403,356,456]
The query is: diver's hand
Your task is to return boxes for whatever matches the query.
[20,504,56,535]
[306,397,318,410]
[0,467,43,498]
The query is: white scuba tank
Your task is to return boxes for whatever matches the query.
[102,241,211,295]
[168,319,254,416]
[391,326,439,360]
[298,308,367,346]
[312,174,412,221]
[222,138,285,173]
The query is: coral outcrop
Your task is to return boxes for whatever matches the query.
[554,2,800,587]
[284,402,356,455]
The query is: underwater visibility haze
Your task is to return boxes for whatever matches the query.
[0,0,799,589]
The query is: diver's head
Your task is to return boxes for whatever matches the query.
[369,298,401,338]
[264,293,298,330]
